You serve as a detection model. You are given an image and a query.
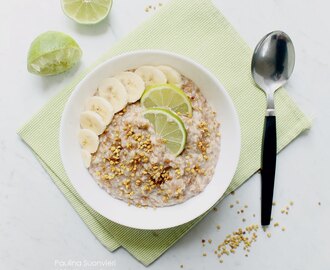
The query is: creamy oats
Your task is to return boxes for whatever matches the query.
[88,76,221,207]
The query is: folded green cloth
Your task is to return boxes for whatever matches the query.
[18,0,311,265]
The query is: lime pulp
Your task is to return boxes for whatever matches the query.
[141,84,192,116]
[143,108,187,156]
[61,0,113,25]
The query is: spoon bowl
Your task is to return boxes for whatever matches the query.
[252,31,295,109]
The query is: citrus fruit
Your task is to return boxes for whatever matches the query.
[141,84,192,116]
[143,108,187,156]
[27,31,82,76]
[61,0,112,24]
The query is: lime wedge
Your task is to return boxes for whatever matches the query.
[61,0,112,24]
[27,31,82,76]
[143,108,187,156]
[141,84,192,116]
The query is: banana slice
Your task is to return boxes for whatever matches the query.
[86,96,114,125]
[81,149,92,168]
[98,78,128,113]
[135,66,167,86]
[157,65,183,87]
[80,111,106,135]
[78,129,99,153]
[115,72,145,103]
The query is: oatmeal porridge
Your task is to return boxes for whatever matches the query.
[78,66,221,207]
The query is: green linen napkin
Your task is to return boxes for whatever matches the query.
[18,0,311,265]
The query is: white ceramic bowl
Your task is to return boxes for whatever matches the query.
[60,50,240,230]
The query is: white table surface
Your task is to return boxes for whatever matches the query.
[1,0,329,269]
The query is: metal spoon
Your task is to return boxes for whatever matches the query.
[251,31,295,226]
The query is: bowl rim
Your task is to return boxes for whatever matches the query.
[60,49,241,229]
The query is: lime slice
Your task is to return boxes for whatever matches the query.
[143,108,187,156]
[61,0,112,24]
[27,31,82,76]
[141,84,192,116]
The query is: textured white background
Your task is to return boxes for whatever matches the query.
[0,0,329,269]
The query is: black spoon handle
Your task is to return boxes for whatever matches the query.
[261,115,277,226]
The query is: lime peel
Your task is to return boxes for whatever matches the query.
[27,31,82,76]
